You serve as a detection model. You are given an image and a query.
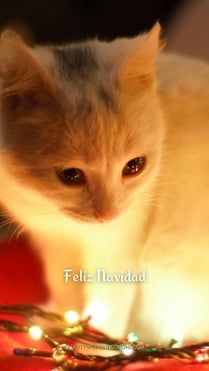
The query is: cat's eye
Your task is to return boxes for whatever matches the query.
[122,156,146,177]
[57,168,86,186]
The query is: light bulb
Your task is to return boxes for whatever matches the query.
[121,347,134,356]
[29,325,43,340]
[64,310,79,325]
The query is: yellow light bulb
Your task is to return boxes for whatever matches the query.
[29,325,43,340]
[64,310,79,325]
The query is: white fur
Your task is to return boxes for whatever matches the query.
[0,39,209,342]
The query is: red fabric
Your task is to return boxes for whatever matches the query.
[0,238,207,370]
[0,238,53,370]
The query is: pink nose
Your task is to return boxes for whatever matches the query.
[94,211,118,222]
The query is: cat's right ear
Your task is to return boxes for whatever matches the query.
[119,23,162,90]
[0,29,56,114]
[102,23,162,93]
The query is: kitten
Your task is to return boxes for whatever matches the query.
[0,23,209,343]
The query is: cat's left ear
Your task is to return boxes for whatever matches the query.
[0,30,56,114]
[119,23,162,91]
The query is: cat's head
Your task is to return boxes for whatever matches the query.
[0,24,164,223]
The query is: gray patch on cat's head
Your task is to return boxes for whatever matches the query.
[52,44,116,112]
[97,85,115,111]
[53,46,98,80]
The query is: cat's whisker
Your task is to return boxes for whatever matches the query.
[0,210,11,216]
[9,223,22,243]
[0,218,14,229]
[0,220,13,228]
[15,225,25,241]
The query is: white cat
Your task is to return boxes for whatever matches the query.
[0,24,209,343]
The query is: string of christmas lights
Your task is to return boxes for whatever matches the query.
[0,304,209,370]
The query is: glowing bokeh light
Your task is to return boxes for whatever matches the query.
[29,325,43,340]
[64,310,79,325]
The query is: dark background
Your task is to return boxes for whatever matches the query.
[0,0,184,43]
